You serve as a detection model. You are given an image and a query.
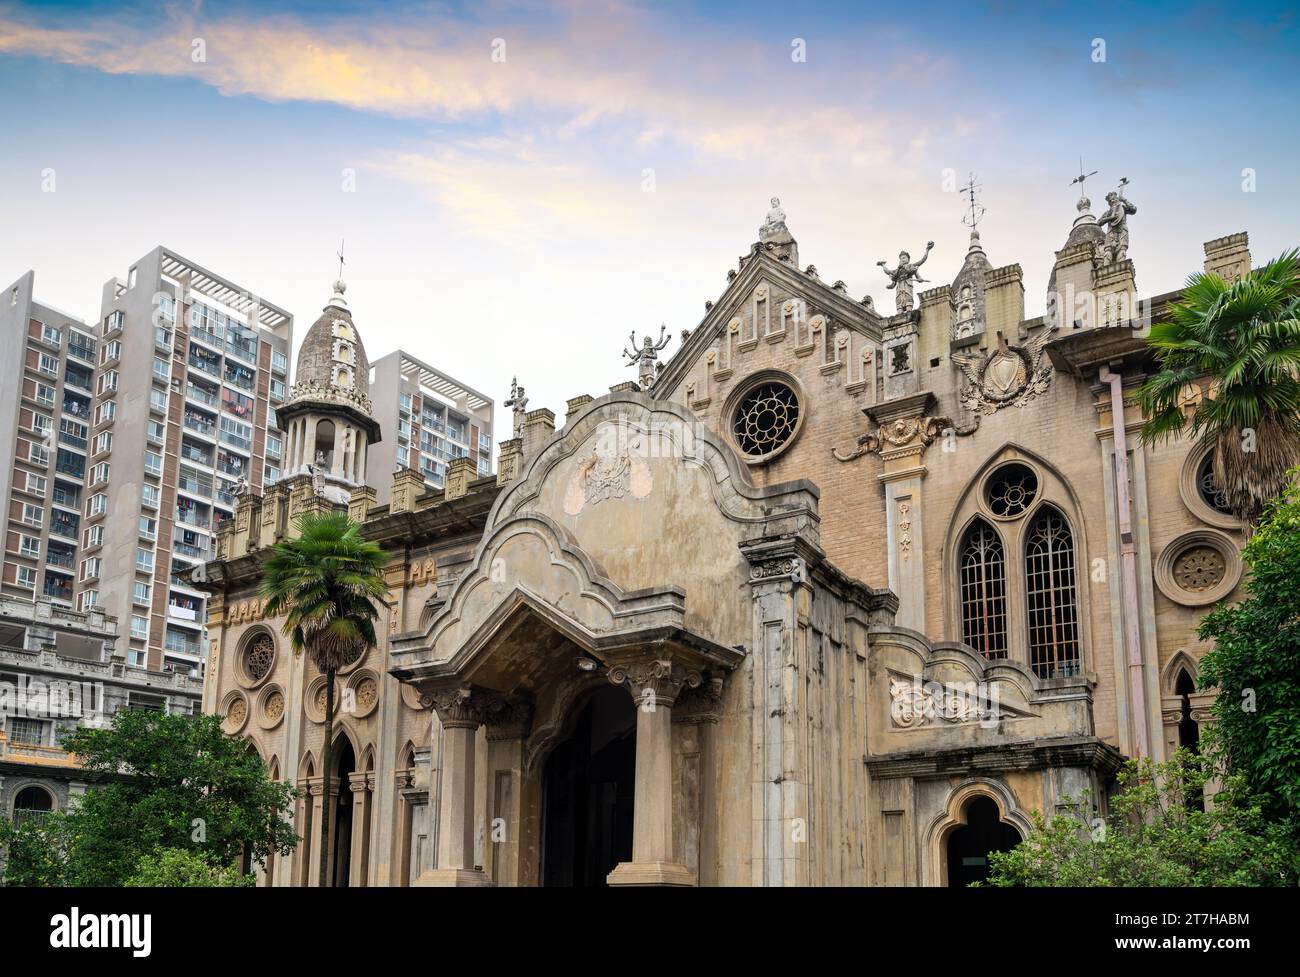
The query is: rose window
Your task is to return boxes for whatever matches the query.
[1174,546,1226,592]
[243,635,274,682]
[985,464,1039,518]
[732,381,800,459]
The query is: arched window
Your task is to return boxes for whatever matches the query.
[13,785,54,822]
[1025,506,1080,678]
[959,519,1008,659]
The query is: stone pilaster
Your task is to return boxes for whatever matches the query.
[347,485,376,523]
[444,456,475,500]
[496,438,523,486]
[390,468,425,514]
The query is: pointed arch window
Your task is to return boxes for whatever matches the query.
[1025,506,1080,678]
[959,519,1008,659]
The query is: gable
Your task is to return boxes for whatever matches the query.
[655,249,886,399]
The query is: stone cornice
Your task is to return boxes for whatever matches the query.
[864,735,1125,779]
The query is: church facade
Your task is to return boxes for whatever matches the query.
[199,194,1249,886]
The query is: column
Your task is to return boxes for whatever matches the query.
[414,686,492,886]
[307,779,325,886]
[605,657,698,887]
[348,772,372,887]
[483,697,533,886]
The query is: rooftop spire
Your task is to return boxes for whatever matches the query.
[328,238,348,309]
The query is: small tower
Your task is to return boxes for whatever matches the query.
[276,278,382,505]
[951,230,993,340]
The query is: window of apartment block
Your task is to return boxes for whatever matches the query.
[269,378,286,401]
[80,557,101,581]
[38,352,58,376]
[133,582,151,606]
[136,548,154,573]
[95,400,116,425]
[84,525,103,548]
[90,462,110,486]
[147,419,165,444]
[139,516,157,541]
[35,382,55,407]
[397,446,409,467]
[28,442,49,466]
[149,387,168,413]
[98,370,118,394]
[101,339,121,365]
[271,349,288,374]
[21,504,43,527]
[78,589,98,611]
[144,451,163,477]
[31,412,52,436]
[141,484,160,509]
[24,473,47,496]
[264,465,280,484]
[18,534,40,558]
[152,357,170,382]
[103,310,123,335]
[87,493,107,516]
[130,615,149,640]
[15,565,37,589]
[93,432,112,455]
[41,323,61,345]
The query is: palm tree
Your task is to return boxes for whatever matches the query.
[1138,250,1300,526]
[261,512,387,887]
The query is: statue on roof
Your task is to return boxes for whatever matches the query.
[623,325,671,388]
[878,241,935,314]
[1098,179,1137,265]
[761,197,787,234]
[505,377,529,437]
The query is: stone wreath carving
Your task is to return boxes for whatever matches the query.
[950,327,1057,415]
[563,442,653,515]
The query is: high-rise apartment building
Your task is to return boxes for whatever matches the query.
[366,350,493,503]
[90,248,292,673]
[1,273,100,613]
[2,249,292,675]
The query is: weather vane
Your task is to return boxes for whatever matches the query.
[958,172,985,231]
[1069,157,1098,195]
[336,238,346,281]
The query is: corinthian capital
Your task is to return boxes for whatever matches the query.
[607,658,701,709]
[427,685,498,730]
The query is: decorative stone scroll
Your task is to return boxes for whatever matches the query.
[888,675,997,729]
[607,659,701,709]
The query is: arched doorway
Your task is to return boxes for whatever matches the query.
[946,795,1021,887]
[540,685,636,887]
[331,736,356,887]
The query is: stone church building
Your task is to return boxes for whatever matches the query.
[200,193,1250,886]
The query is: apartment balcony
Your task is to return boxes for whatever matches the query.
[223,365,254,392]
[49,514,79,540]
[61,394,91,421]
[175,509,211,531]
[186,383,219,409]
[177,475,213,499]
[167,600,201,622]
[42,576,73,602]
[45,547,75,571]
[180,442,214,468]
[187,349,222,378]
[171,538,210,561]
[64,365,93,391]
[183,414,216,439]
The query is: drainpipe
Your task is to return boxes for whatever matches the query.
[1100,363,1149,758]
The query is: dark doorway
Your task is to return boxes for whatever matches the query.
[1175,669,1205,810]
[540,685,636,886]
[946,796,1021,887]
[332,737,356,887]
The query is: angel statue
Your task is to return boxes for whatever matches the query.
[623,325,671,388]
[877,241,935,314]
[1098,181,1137,265]
[505,376,529,436]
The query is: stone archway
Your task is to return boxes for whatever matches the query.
[944,795,1021,887]
[923,778,1032,887]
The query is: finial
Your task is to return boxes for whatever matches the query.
[1069,157,1099,210]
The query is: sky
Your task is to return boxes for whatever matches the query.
[1,0,1298,430]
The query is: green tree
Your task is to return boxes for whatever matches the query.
[983,751,1299,886]
[1138,250,1300,525]
[261,512,387,887]
[125,847,255,887]
[0,711,297,886]
[1198,475,1300,818]
[0,811,77,886]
